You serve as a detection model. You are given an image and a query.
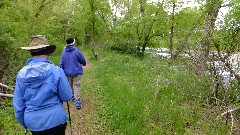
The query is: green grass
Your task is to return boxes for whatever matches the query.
[87,47,230,134]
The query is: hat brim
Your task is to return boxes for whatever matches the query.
[21,45,56,54]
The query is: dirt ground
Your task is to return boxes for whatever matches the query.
[65,60,104,135]
[65,97,93,135]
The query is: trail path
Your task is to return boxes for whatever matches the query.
[65,59,102,135]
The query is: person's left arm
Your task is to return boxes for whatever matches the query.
[59,51,65,69]
[77,50,86,66]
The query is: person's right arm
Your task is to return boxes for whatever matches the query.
[13,78,26,127]
[57,68,73,102]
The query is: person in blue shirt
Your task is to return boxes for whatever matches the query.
[60,37,86,109]
[13,35,73,135]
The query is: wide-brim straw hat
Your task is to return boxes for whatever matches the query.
[21,35,56,54]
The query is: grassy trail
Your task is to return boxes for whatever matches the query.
[0,46,103,135]
[64,47,105,135]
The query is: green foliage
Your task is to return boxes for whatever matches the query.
[107,2,169,56]
[0,0,10,8]
[0,99,26,134]
[68,0,112,44]
[109,39,138,55]
[224,0,240,29]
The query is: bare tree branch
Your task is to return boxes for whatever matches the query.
[0,83,14,91]
[217,106,240,119]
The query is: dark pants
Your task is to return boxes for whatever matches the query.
[31,122,67,135]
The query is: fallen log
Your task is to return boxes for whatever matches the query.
[0,93,13,98]
[0,83,14,98]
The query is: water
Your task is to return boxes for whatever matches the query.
[146,47,240,86]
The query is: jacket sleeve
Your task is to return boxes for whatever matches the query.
[77,50,86,66]
[13,78,26,127]
[57,68,73,102]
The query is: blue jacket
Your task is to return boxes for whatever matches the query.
[13,58,73,131]
[60,45,86,76]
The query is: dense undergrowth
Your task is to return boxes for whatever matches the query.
[0,46,238,134]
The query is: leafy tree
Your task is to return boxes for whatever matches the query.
[109,1,169,57]
[0,0,70,83]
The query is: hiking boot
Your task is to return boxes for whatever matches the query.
[75,99,82,110]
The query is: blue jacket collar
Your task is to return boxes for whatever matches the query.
[26,58,54,65]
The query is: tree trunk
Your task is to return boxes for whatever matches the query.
[85,28,92,45]
[169,2,175,59]
[203,0,223,103]
[203,1,222,57]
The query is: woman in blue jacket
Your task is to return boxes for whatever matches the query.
[60,37,86,109]
[13,35,73,135]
